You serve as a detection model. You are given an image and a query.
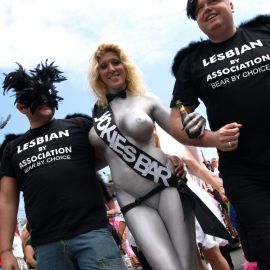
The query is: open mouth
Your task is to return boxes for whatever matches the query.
[205,13,218,22]
[108,73,120,79]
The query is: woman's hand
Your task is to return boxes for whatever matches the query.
[25,245,37,269]
[216,186,229,203]
[167,155,187,179]
[182,112,206,138]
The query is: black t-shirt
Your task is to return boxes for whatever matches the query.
[171,17,270,176]
[1,117,107,246]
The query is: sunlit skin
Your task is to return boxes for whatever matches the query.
[89,45,199,269]
[195,0,237,43]
[16,103,55,129]
[211,157,218,168]
[98,52,127,94]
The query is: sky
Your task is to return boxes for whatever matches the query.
[0,0,269,164]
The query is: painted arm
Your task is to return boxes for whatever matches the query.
[0,176,20,270]
[94,148,108,171]
[151,93,206,141]
[170,107,242,151]
[175,101,206,138]
[150,94,210,145]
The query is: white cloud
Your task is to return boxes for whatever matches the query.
[0,0,183,66]
[0,0,268,156]
[0,0,267,72]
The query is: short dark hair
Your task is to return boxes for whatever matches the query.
[186,0,198,20]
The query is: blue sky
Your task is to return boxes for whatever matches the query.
[0,0,269,162]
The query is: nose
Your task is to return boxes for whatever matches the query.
[107,63,116,72]
[199,3,212,19]
[204,3,212,12]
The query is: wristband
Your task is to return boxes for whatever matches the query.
[0,248,13,256]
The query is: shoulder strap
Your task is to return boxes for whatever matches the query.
[92,103,179,187]
[93,103,232,241]
[121,184,166,214]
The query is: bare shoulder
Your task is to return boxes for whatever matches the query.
[144,91,159,98]
[143,91,162,104]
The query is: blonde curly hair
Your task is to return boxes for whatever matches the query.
[88,43,145,107]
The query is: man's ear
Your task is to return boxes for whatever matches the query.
[16,103,28,114]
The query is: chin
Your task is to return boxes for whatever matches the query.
[205,22,223,35]
[44,111,54,117]
[39,105,54,113]
[35,108,55,120]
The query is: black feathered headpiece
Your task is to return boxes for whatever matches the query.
[186,0,198,20]
[3,60,66,113]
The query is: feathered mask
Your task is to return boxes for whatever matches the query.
[3,60,66,113]
[186,0,197,20]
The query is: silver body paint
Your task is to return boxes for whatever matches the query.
[89,92,198,270]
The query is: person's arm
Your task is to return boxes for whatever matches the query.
[166,155,187,179]
[20,226,30,245]
[0,176,20,270]
[151,91,241,151]
[24,245,37,269]
[170,107,242,151]
[94,148,108,171]
[106,199,126,241]
[150,93,215,147]
[199,149,213,171]
[200,149,208,164]
[117,221,126,240]
[183,153,227,201]
[106,199,120,218]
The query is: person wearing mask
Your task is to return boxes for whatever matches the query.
[0,60,127,270]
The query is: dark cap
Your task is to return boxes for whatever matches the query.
[186,0,198,20]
